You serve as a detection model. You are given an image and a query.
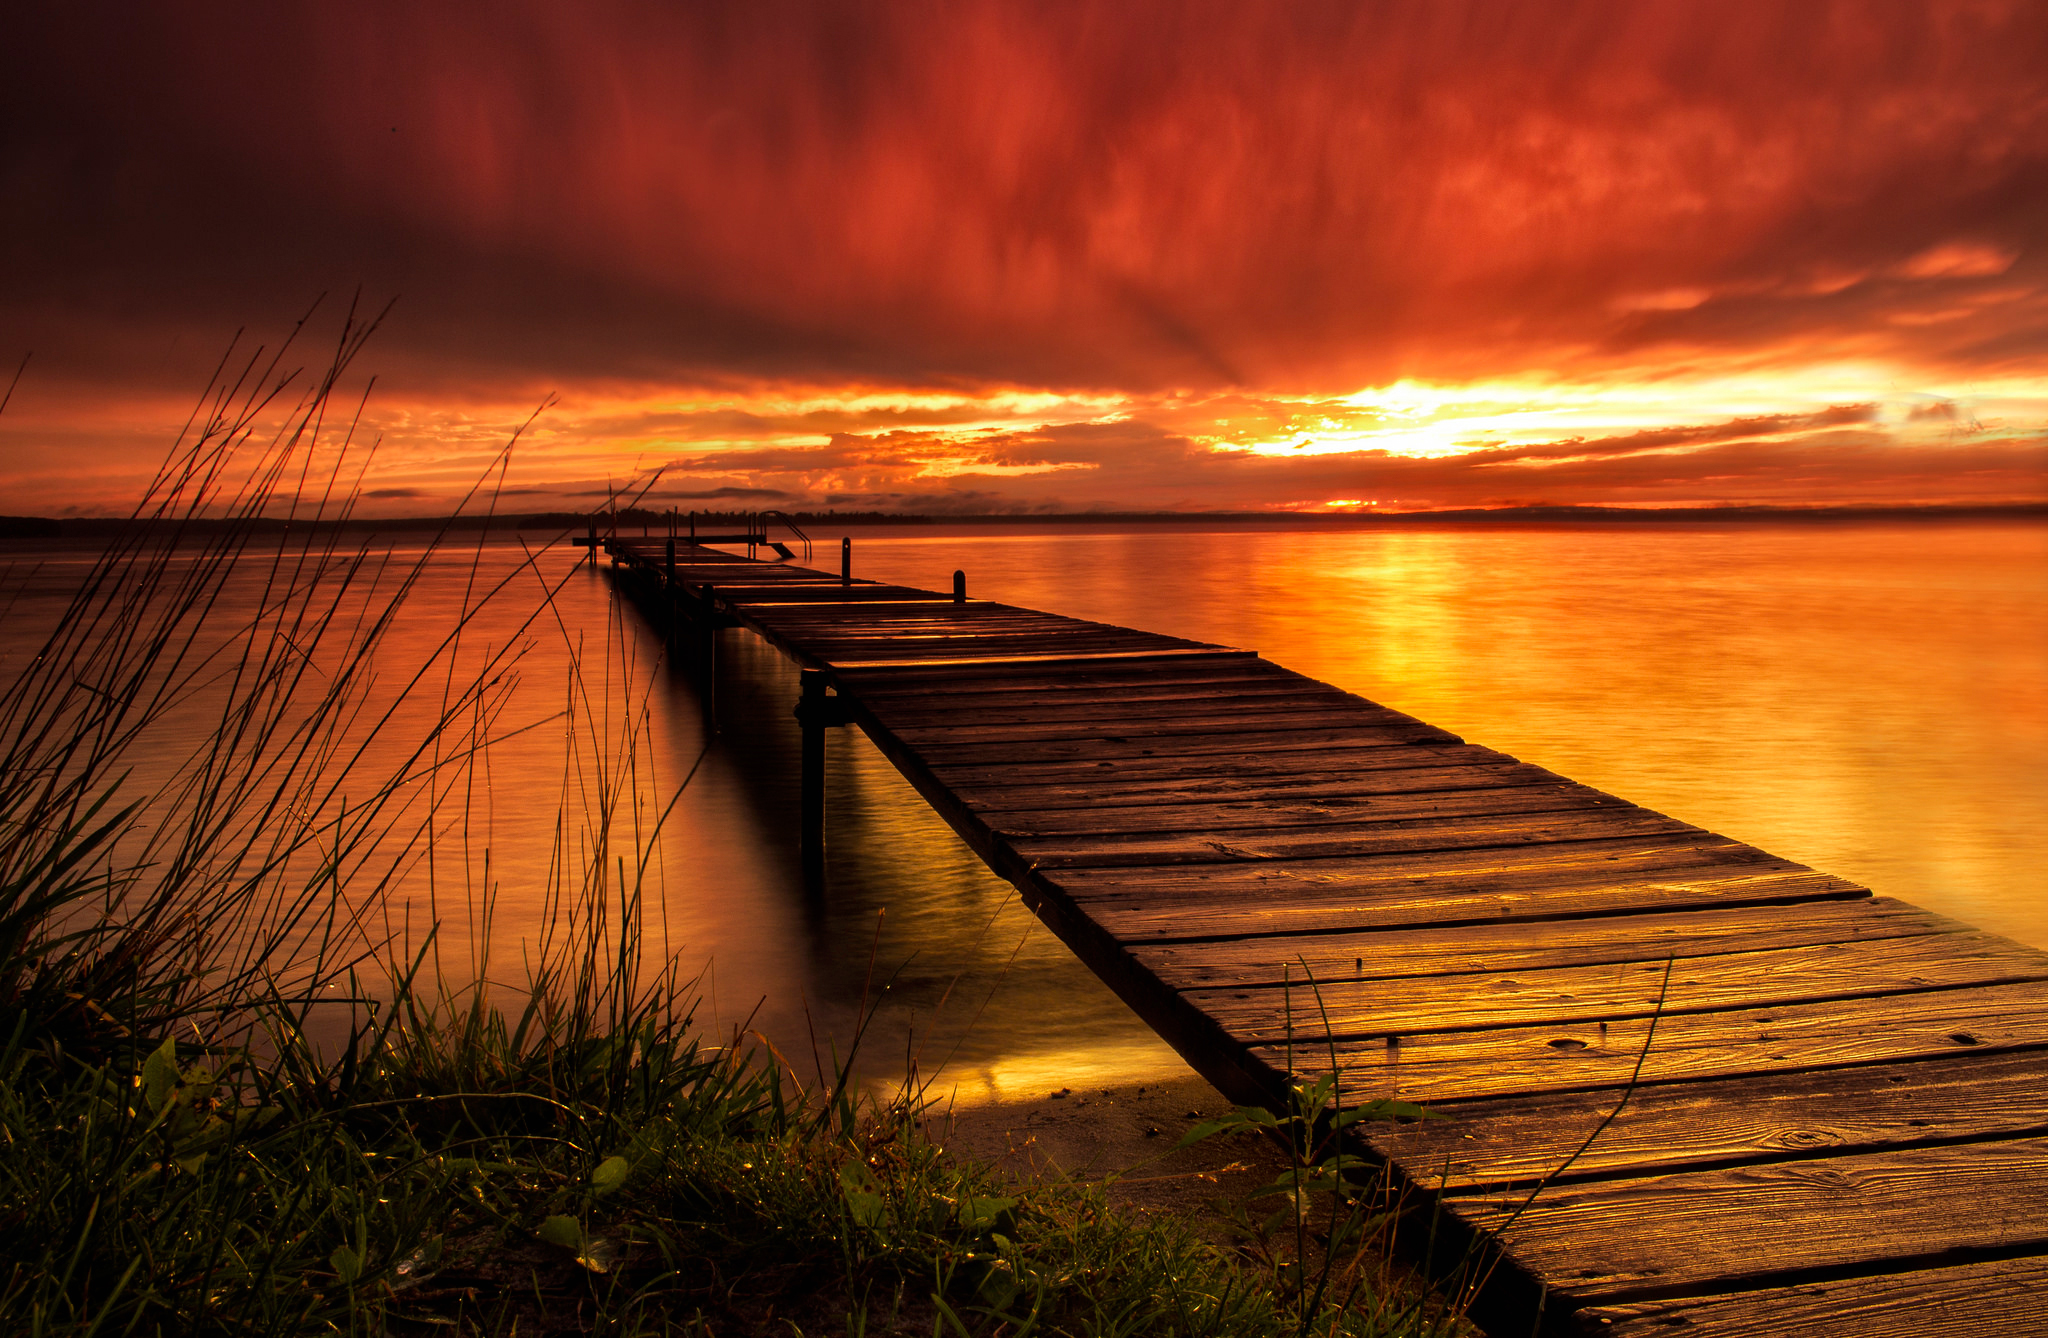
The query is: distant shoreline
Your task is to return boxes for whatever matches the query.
[2,499,2044,540]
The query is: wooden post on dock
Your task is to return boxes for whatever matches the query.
[798,670,826,874]
[840,536,851,585]
[586,519,597,568]
[665,537,676,584]
[953,570,966,603]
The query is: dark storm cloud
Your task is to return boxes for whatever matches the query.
[7,0,2048,394]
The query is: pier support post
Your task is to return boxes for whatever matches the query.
[798,671,827,876]
[953,569,966,603]
[586,520,597,569]
[665,537,676,584]
[840,536,851,585]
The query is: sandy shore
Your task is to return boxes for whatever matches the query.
[920,1073,1293,1232]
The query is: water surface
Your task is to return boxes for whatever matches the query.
[7,519,2041,1105]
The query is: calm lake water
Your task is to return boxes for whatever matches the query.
[7,519,2043,1104]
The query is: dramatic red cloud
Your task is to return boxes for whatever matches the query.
[1,1,2044,512]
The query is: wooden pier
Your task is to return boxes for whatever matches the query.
[600,532,2048,1336]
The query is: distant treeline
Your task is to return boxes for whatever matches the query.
[4,501,2044,542]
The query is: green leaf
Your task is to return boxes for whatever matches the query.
[590,1155,629,1197]
[329,1244,362,1285]
[843,1189,888,1231]
[141,1036,179,1113]
[961,1196,1018,1236]
[536,1215,583,1250]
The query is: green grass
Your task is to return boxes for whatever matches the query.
[0,312,1467,1336]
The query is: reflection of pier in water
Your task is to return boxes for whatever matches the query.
[584,522,2048,1337]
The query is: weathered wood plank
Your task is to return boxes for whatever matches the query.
[1133,896,1951,990]
[1448,1136,2048,1308]
[816,634,1219,663]
[719,587,949,603]
[1052,851,1862,942]
[1189,931,2048,1043]
[979,779,1618,838]
[885,706,1447,748]
[829,645,1247,671]
[853,672,1332,711]
[1008,806,1698,870]
[1573,1255,2048,1337]
[930,742,1499,791]
[864,686,1372,728]
[911,723,1463,766]
[956,761,1559,813]
[1367,1049,2048,1190]
[829,648,1263,689]
[1247,981,2048,1104]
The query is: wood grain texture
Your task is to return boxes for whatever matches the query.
[954,761,1556,812]
[1368,1049,2048,1189]
[1190,931,2047,1043]
[982,780,1627,838]
[1248,980,2048,1104]
[908,722,1462,766]
[865,687,1373,728]
[930,742,1502,791]
[1449,1135,2048,1307]
[1573,1256,2048,1337]
[1007,807,1701,870]
[1132,896,1953,990]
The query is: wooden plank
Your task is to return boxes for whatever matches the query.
[1574,1255,2048,1338]
[930,742,1501,791]
[804,632,1205,655]
[864,685,1372,728]
[978,779,1616,837]
[1367,1049,2048,1190]
[957,761,1559,813]
[1052,849,1862,942]
[883,705,1442,748]
[825,646,1248,671]
[1447,1136,2048,1308]
[829,649,1264,684]
[812,633,1217,659]
[719,587,948,603]
[1006,806,1698,870]
[1188,931,2048,1043]
[908,722,1461,765]
[746,604,1073,624]
[851,671,1335,710]
[1133,896,1952,990]
[1246,980,2048,1104]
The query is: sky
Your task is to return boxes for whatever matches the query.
[2,0,2046,516]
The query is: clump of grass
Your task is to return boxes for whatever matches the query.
[0,312,1463,1336]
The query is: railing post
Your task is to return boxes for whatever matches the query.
[953,569,966,603]
[841,536,851,586]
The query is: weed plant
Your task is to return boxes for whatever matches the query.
[0,312,1461,1336]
